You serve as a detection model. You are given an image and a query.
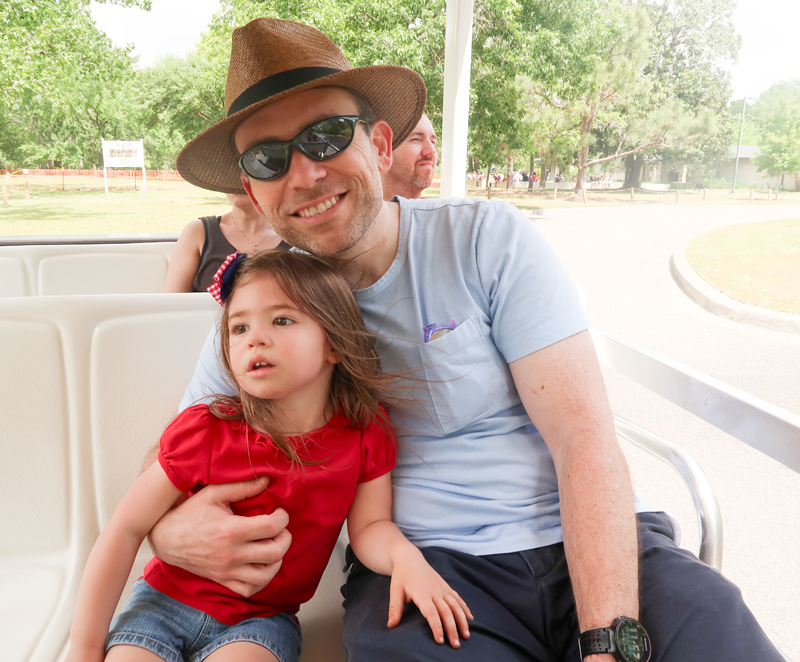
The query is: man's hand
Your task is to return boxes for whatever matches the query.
[148,477,291,597]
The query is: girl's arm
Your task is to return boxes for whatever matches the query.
[65,462,183,662]
[346,474,473,648]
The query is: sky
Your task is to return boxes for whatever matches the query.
[90,0,799,101]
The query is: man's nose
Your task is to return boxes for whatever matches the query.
[284,149,328,189]
[422,140,437,159]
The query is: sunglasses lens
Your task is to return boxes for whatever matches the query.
[299,117,355,159]
[242,146,288,180]
[240,117,359,181]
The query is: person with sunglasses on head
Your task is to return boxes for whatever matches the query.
[145,18,784,662]
[380,112,438,200]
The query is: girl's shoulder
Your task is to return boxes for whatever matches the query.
[166,403,236,437]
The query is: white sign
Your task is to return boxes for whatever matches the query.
[102,140,145,168]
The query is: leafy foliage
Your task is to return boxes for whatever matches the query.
[639,0,740,180]
[0,0,743,179]
[751,81,800,181]
[0,0,150,168]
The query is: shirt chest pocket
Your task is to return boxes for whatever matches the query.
[417,316,509,435]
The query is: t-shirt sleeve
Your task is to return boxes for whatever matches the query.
[158,405,216,492]
[474,202,588,363]
[178,324,237,412]
[358,415,397,483]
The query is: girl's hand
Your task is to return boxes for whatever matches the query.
[387,547,474,648]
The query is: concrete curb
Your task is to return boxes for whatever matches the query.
[670,240,800,335]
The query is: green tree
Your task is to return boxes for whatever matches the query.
[196,0,447,129]
[0,0,150,168]
[751,81,800,189]
[524,0,670,195]
[627,0,740,187]
[466,0,534,183]
[0,0,147,168]
[518,76,581,189]
[132,54,225,168]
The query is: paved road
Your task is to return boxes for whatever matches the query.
[532,204,800,654]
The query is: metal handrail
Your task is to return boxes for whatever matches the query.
[614,416,723,570]
[591,326,800,573]
[592,328,800,475]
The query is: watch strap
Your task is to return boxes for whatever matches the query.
[579,627,615,658]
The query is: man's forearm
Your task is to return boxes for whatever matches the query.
[557,436,639,631]
[509,331,640,635]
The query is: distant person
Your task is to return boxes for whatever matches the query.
[165,193,285,292]
[381,113,437,199]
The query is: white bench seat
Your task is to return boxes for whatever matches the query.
[0,242,175,297]
[0,292,351,662]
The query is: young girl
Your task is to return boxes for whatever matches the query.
[66,250,472,662]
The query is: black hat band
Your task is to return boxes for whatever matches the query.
[227,66,342,117]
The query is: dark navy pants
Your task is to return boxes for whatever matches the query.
[341,512,783,661]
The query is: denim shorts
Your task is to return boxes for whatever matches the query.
[106,579,302,662]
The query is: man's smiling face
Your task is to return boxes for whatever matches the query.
[234,87,389,257]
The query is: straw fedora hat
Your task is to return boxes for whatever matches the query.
[177,18,427,193]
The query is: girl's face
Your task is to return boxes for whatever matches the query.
[227,274,338,411]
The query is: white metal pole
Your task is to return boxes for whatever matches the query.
[102,139,109,194]
[440,0,474,199]
[140,140,147,199]
[732,99,747,194]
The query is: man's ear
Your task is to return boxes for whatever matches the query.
[240,176,265,215]
[370,120,393,173]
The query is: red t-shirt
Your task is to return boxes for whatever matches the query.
[144,404,395,625]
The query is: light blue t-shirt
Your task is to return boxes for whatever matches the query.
[181,198,604,555]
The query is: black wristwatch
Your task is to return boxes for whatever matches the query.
[578,616,651,662]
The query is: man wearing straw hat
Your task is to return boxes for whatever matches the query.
[151,17,783,662]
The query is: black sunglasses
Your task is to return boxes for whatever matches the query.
[238,115,369,181]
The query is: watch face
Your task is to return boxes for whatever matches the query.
[615,618,651,662]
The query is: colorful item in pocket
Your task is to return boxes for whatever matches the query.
[423,318,457,343]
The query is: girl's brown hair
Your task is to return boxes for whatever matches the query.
[211,249,392,465]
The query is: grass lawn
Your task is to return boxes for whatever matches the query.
[686,219,800,315]
[0,188,230,236]
[3,187,800,317]
[3,186,800,237]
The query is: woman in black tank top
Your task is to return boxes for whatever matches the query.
[165,193,287,292]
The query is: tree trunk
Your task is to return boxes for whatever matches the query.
[622,153,645,189]
[549,155,557,185]
[485,164,492,190]
[574,142,590,196]
[574,112,596,196]
[528,152,535,191]
[506,153,513,190]
[623,154,635,188]
[539,149,546,191]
